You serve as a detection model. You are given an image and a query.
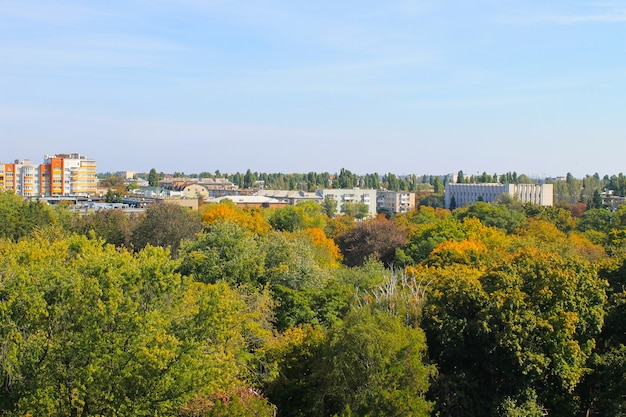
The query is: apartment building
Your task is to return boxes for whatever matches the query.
[316,188,377,217]
[444,183,553,209]
[0,153,97,197]
[376,191,416,214]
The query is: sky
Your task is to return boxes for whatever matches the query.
[1,0,625,177]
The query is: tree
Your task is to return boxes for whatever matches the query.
[99,174,125,189]
[264,308,434,417]
[341,201,369,220]
[423,248,607,417]
[0,233,269,416]
[577,256,626,417]
[337,168,356,189]
[0,191,58,241]
[131,202,203,255]
[454,201,526,233]
[268,201,326,232]
[322,197,338,218]
[201,201,271,234]
[243,169,255,189]
[70,208,134,247]
[433,176,443,194]
[457,170,465,183]
[178,221,265,286]
[147,168,159,187]
[336,218,408,267]
[318,307,434,417]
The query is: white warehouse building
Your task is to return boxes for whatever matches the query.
[444,183,553,209]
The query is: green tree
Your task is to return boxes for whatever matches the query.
[341,201,369,220]
[243,169,255,189]
[178,221,265,286]
[268,201,326,232]
[131,202,203,255]
[322,197,338,218]
[70,208,134,247]
[433,176,443,194]
[423,249,607,417]
[265,308,434,417]
[454,201,526,233]
[0,191,58,240]
[0,232,267,416]
[148,168,159,187]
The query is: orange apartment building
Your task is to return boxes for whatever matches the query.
[0,153,97,197]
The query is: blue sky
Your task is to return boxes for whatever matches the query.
[1,0,625,177]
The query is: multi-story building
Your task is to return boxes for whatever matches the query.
[0,153,97,197]
[316,188,377,217]
[43,153,97,196]
[376,191,416,214]
[444,183,553,209]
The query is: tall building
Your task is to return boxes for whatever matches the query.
[444,183,553,209]
[0,153,97,197]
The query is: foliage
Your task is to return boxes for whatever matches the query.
[398,216,468,264]
[147,168,159,187]
[523,203,576,233]
[179,387,276,417]
[454,201,525,233]
[261,231,330,290]
[201,201,271,234]
[340,201,369,220]
[0,233,269,416]
[70,208,135,247]
[336,217,408,267]
[322,197,338,218]
[423,249,607,417]
[131,202,203,255]
[268,201,326,232]
[264,308,434,417]
[178,221,265,286]
[0,191,58,240]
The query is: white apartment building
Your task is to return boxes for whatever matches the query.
[445,183,553,209]
[376,191,416,214]
[316,188,377,216]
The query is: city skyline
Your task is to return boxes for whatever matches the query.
[1,0,625,177]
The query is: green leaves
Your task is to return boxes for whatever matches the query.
[0,233,266,416]
[423,249,607,417]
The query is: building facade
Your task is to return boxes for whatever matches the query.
[316,188,377,217]
[376,191,416,214]
[0,153,97,197]
[444,183,554,209]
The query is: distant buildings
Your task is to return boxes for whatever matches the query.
[444,183,554,209]
[316,188,378,216]
[158,178,238,198]
[0,153,97,197]
[376,191,416,214]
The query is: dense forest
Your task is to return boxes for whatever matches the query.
[1,189,626,416]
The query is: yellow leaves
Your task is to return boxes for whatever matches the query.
[428,239,489,268]
[201,202,271,235]
[303,227,342,266]
[569,232,607,262]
